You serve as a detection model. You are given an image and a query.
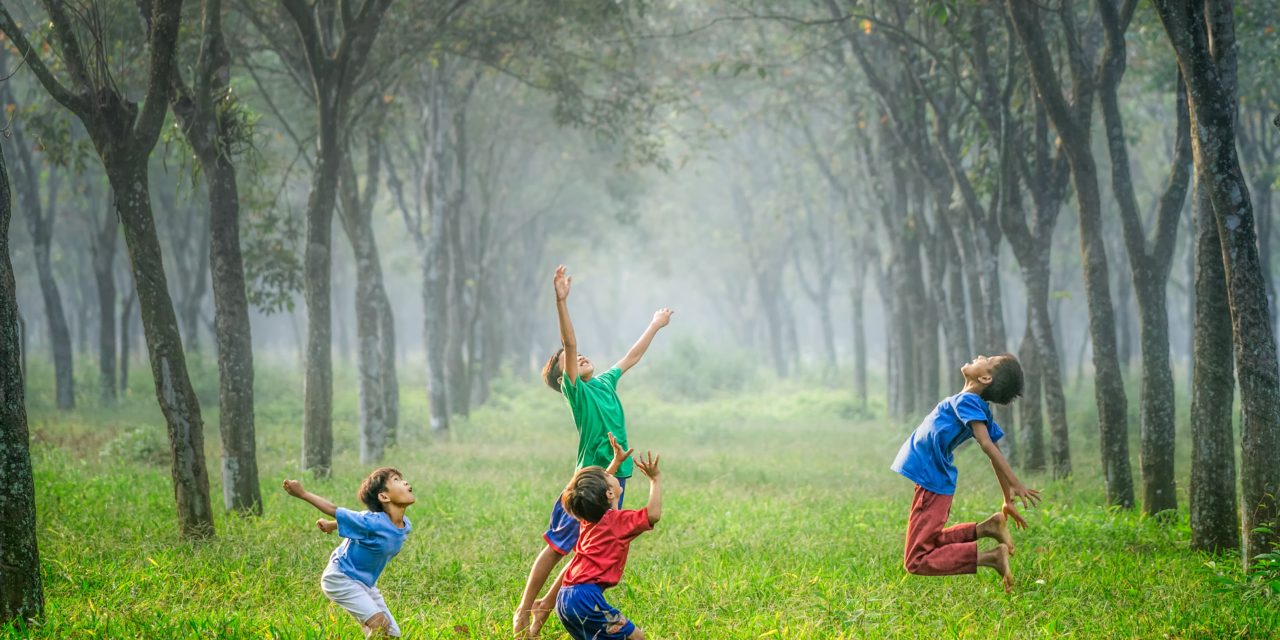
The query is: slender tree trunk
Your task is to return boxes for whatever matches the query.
[110,161,215,537]
[1018,314,1046,472]
[1009,0,1134,507]
[302,115,339,475]
[0,134,43,625]
[11,153,75,409]
[1154,0,1280,566]
[207,153,261,514]
[446,208,470,418]
[119,283,136,396]
[378,289,398,445]
[1188,182,1239,552]
[91,199,117,405]
[850,255,867,409]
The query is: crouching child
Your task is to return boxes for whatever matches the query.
[283,468,415,638]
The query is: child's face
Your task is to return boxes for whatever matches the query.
[605,473,622,510]
[380,474,416,508]
[562,352,595,380]
[961,355,997,386]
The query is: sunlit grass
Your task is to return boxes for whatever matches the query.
[7,359,1276,638]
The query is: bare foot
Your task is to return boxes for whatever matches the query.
[979,511,1014,555]
[991,543,1013,593]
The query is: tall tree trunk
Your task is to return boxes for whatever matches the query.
[1153,0,1280,566]
[1018,314,1046,472]
[7,134,75,409]
[119,283,136,396]
[850,250,868,409]
[1009,0,1134,508]
[1188,182,1239,552]
[378,289,398,445]
[301,119,339,475]
[110,161,215,537]
[446,206,471,418]
[91,194,117,405]
[0,132,43,625]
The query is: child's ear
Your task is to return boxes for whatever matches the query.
[378,491,391,505]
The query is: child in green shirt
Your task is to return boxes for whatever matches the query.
[513,265,672,638]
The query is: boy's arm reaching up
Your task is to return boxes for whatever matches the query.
[282,479,338,517]
[614,308,673,374]
[555,265,579,384]
[972,423,1041,528]
[605,432,634,476]
[633,451,663,525]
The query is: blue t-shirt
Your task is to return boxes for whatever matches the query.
[330,507,412,587]
[890,392,1005,495]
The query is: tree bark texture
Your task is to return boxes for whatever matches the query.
[0,131,44,625]
[1153,0,1280,565]
[90,193,117,405]
[1188,181,1239,553]
[1009,0,1134,507]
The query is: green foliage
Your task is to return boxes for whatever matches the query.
[1214,528,1280,602]
[98,425,169,467]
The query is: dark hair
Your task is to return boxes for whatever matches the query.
[542,347,565,393]
[981,354,1024,405]
[357,467,402,512]
[561,466,613,523]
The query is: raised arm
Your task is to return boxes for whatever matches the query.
[614,308,673,374]
[633,451,663,525]
[555,265,579,384]
[282,479,338,517]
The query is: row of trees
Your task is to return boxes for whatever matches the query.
[2,0,1278,626]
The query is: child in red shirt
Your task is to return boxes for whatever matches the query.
[548,440,662,640]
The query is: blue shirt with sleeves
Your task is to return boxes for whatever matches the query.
[890,392,1005,495]
[330,507,412,587]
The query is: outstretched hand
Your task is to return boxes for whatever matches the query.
[554,265,572,301]
[651,307,674,328]
[316,519,337,534]
[1010,485,1041,510]
[282,479,306,498]
[634,451,661,481]
[608,432,633,469]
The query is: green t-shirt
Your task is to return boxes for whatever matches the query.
[562,366,632,478]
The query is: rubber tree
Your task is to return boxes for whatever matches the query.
[1153,0,1280,568]
[0,123,43,626]
[0,0,216,538]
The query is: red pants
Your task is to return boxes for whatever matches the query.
[903,485,977,575]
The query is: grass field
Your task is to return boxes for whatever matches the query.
[8,356,1279,638]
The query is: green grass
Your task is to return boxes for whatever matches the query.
[7,358,1278,638]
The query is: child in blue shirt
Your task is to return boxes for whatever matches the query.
[284,468,415,637]
[891,354,1041,592]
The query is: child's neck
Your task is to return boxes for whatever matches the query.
[383,504,407,528]
[961,379,986,397]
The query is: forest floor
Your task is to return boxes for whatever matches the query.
[8,359,1279,639]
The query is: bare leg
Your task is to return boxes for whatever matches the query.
[976,511,1013,554]
[514,544,565,638]
[627,627,646,640]
[977,543,1013,592]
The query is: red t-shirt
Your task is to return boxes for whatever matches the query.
[562,508,653,588]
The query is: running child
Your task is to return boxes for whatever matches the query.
[513,264,672,637]
[890,354,1040,592]
[283,468,415,637]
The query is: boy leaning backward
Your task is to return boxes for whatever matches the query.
[891,354,1041,592]
[283,468,415,638]
[514,265,672,638]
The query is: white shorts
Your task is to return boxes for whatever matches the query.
[321,562,401,637]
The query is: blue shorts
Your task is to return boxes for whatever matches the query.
[544,477,627,554]
[556,583,635,640]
